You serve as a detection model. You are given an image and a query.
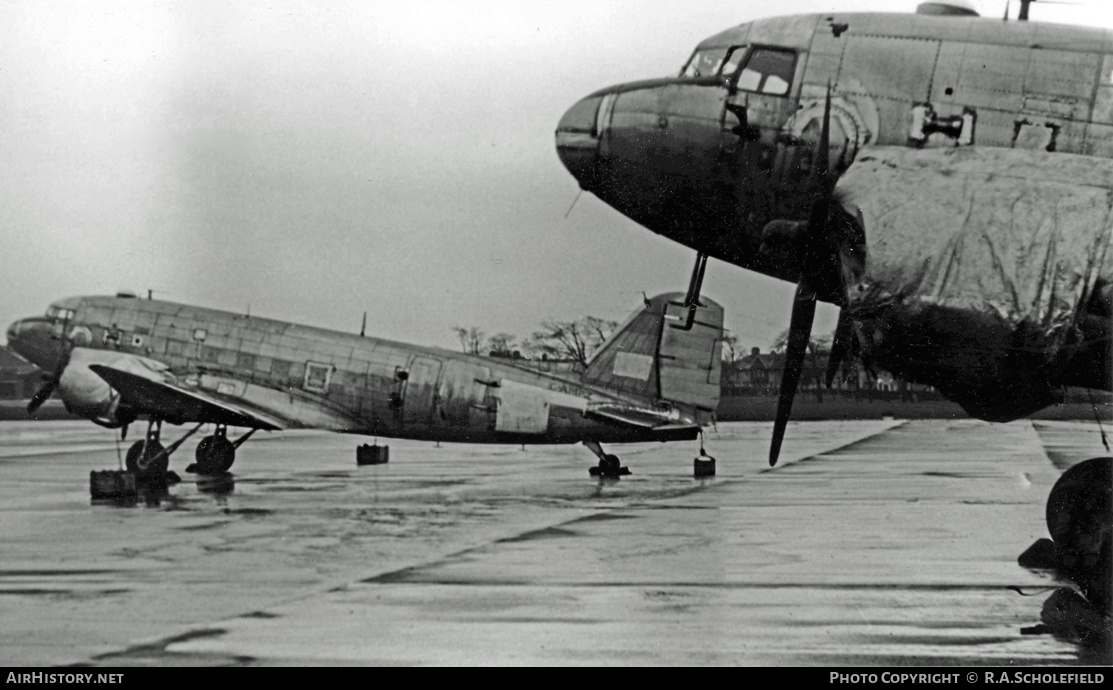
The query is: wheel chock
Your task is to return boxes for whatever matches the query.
[357,444,389,465]
[90,470,137,500]
[694,454,716,478]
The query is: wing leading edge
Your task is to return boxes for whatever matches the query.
[89,365,284,431]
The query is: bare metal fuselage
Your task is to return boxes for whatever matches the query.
[556,12,1113,420]
[7,295,714,445]
[558,12,1113,278]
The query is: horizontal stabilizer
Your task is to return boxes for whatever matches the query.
[90,365,284,430]
[585,403,699,432]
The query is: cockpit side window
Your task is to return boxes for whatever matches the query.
[720,46,748,78]
[731,47,797,96]
[681,48,728,78]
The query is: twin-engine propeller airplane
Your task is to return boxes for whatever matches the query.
[556,1,1111,612]
[5,292,723,480]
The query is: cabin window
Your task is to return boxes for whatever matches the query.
[193,328,207,342]
[237,352,256,371]
[271,359,290,381]
[681,48,728,78]
[202,346,221,364]
[304,361,332,393]
[732,47,796,96]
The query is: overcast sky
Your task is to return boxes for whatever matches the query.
[3,0,1112,355]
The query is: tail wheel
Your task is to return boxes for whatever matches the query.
[1046,457,1112,614]
[195,435,236,475]
[126,440,168,479]
[600,454,622,474]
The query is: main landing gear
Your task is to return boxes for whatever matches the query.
[189,425,255,474]
[584,440,630,479]
[189,424,256,476]
[125,419,204,480]
[124,420,255,479]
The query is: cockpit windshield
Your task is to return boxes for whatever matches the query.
[45,306,75,322]
[681,48,728,78]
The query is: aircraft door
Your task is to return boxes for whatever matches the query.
[436,360,491,429]
[402,356,442,426]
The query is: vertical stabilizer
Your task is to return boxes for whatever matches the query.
[583,293,724,410]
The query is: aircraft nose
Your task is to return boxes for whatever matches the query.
[5,318,60,369]
[555,94,605,187]
[6,319,24,345]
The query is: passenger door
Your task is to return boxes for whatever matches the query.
[402,356,442,427]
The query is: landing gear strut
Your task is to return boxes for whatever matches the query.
[584,440,630,479]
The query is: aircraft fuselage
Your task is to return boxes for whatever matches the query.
[6,295,710,445]
[557,12,1113,281]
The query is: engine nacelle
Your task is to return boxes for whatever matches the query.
[55,348,169,427]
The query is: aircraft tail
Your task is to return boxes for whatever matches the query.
[582,293,724,411]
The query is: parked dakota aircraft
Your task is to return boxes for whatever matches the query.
[555,1,1113,466]
[5,292,724,478]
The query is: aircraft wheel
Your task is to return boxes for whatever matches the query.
[588,454,629,479]
[126,440,168,479]
[1046,456,1112,614]
[195,435,236,475]
[600,454,621,475]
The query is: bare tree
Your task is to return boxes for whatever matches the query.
[721,333,742,365]
[770,329,832,358]
[486,332,516,356]
[525,316,618,366]
[451,326,486,355]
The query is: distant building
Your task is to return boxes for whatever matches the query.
[0,346,42,400]
[722,346,937,401]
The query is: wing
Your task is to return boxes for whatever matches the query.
[89,364,284,431]
[828,146,1113,420]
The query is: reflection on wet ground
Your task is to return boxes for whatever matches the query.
[0,419,1107,665]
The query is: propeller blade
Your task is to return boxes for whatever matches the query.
[27,380,57,414]
[769,83,839,467]
[770,280,818,466]
[810,82,833,192]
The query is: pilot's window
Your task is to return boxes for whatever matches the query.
[304,361,332,393]
[681,48,727,78]
[732,47,796,96]
[720,46,747,78]
[46,307,74,322]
